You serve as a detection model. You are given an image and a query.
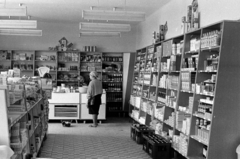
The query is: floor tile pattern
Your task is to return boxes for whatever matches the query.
[39,118,151,159]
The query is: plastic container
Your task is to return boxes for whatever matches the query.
[142,133,171,159]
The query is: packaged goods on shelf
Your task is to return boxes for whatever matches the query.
[142,101,148,112]
[164,112,175,127]
[149,92,156,101]
[10,123,20,143]
[199,97,214,105]
[146,102,153,115]
[181,72,196,91]
[172,134,188,156]
[169,55,176,71]
[203,55,219,72]
[8,91,24,104]
[0,50,11,60]
[149,119,158,130]
[166,95,176,109]
[178,106,189,113]
[151,63,158,72]
[196,101,212,119]
[172,43,177,55]
[143,80,150,85]
[130,95,136,106]
[182,117,191,135]
[167,75,179,90]
[158,91,166,104]
[190,38,200,51]
[159,75,167,88]
[131,110,140,120]
[160,62,168,72]
[155,122,163,135]
[174,42,183,55]
[0,74,8,85]
[154,106,164,121]
[139,117,146,125]
[156,46,162,55]
[20,129,28,148]
[143,73,151,80]
[189,96,193,112]
[201,30,221,48]
[142,90,149,98]
[181,55,198,71]
[194,128,210,144]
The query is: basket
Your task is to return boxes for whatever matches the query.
[79,86,88,93]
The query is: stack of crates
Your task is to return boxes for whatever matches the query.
[142,133,171,159]
[130,124,154,144]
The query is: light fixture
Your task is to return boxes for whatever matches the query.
[79,32,121,38]
[82,10,145,22]
[0,20,37,28]
[79,22,131,32]
[0,7,27,16]
[0,29,42,36]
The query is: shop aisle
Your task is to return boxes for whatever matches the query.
[39,118,151,159]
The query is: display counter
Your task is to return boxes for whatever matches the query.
[48,92,106,121]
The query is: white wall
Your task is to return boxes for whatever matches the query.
[136,0,240,49]
[0,21,137,52]
[1,0,240,52]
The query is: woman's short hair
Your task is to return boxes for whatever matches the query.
[90,71,98,79]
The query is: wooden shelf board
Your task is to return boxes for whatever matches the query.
[190,135,209,146]
[193,113,211,121]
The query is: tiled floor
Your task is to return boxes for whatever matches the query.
[39,118,152,159]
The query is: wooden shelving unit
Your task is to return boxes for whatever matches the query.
[129,20,240,159]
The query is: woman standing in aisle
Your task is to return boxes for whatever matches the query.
[87,71,103,127]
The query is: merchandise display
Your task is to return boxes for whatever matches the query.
[0,74,49,159]
[102,53,123,113]
[129,20,240,159]
[0,51,125,116]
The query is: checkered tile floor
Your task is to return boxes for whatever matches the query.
[39,118,151,159]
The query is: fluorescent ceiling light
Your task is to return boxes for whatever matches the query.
[0,20,37,28]
[82,10,145,22]
[79,22,131,32]
[0,7,27,16]
[0,29,42,36]
[79,32,121,38]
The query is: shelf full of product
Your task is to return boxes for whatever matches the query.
[0,74,49,158]
[0,51,126,116]
[129,20,240,159]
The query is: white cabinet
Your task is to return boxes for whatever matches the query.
[49,103,80,120]
[49,92,79,103]
[49,92,106,120]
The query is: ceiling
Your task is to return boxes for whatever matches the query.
[0,0,169,24]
